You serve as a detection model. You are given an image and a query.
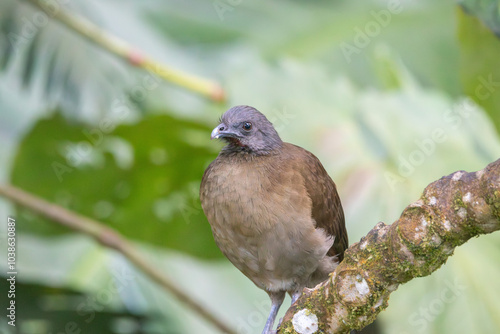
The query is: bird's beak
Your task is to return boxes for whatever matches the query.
[211,123,236,140]
[211,125,223,140]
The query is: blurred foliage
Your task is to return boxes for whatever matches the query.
[458,3,500,135]
[0,279,154,334]
[1,0,500,334]
[460,0,500,34]
[0,0,161,119]
[11,112,222,259]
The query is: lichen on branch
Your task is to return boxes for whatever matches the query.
[279,159,500,334]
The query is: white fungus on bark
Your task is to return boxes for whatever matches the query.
[457,207,467,219]
[443,220,451,231]
[452,171,464,181]
[355,275,370,295]
[292,309,318,334]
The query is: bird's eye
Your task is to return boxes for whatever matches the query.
[242,122,252,131]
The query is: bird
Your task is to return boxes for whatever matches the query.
[200,105,348,334]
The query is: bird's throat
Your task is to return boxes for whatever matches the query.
[224,137,251,153]
[227,137,244,147]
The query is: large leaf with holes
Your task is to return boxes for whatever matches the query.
[11,112,223,259]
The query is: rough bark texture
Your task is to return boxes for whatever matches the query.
[278,159,500,334]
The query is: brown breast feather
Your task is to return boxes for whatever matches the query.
[201,142,348,264]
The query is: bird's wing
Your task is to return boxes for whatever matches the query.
[288,143,348,260]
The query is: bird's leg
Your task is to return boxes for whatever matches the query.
[262,291,285,334]
[290,289,302,305]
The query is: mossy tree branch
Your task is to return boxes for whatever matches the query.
[279,159,500,334]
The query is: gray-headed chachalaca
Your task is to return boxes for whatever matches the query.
[200,105,348,334]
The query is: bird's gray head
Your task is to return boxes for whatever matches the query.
[211,105,283,155]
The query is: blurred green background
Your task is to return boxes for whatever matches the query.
[1,0,500,333]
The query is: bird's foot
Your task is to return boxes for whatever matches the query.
[264,317,283,334]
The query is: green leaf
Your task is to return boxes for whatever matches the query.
[458,5,500,135]
[0,278,157,333]
[11,112,223,259]
[459,0,500,34]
